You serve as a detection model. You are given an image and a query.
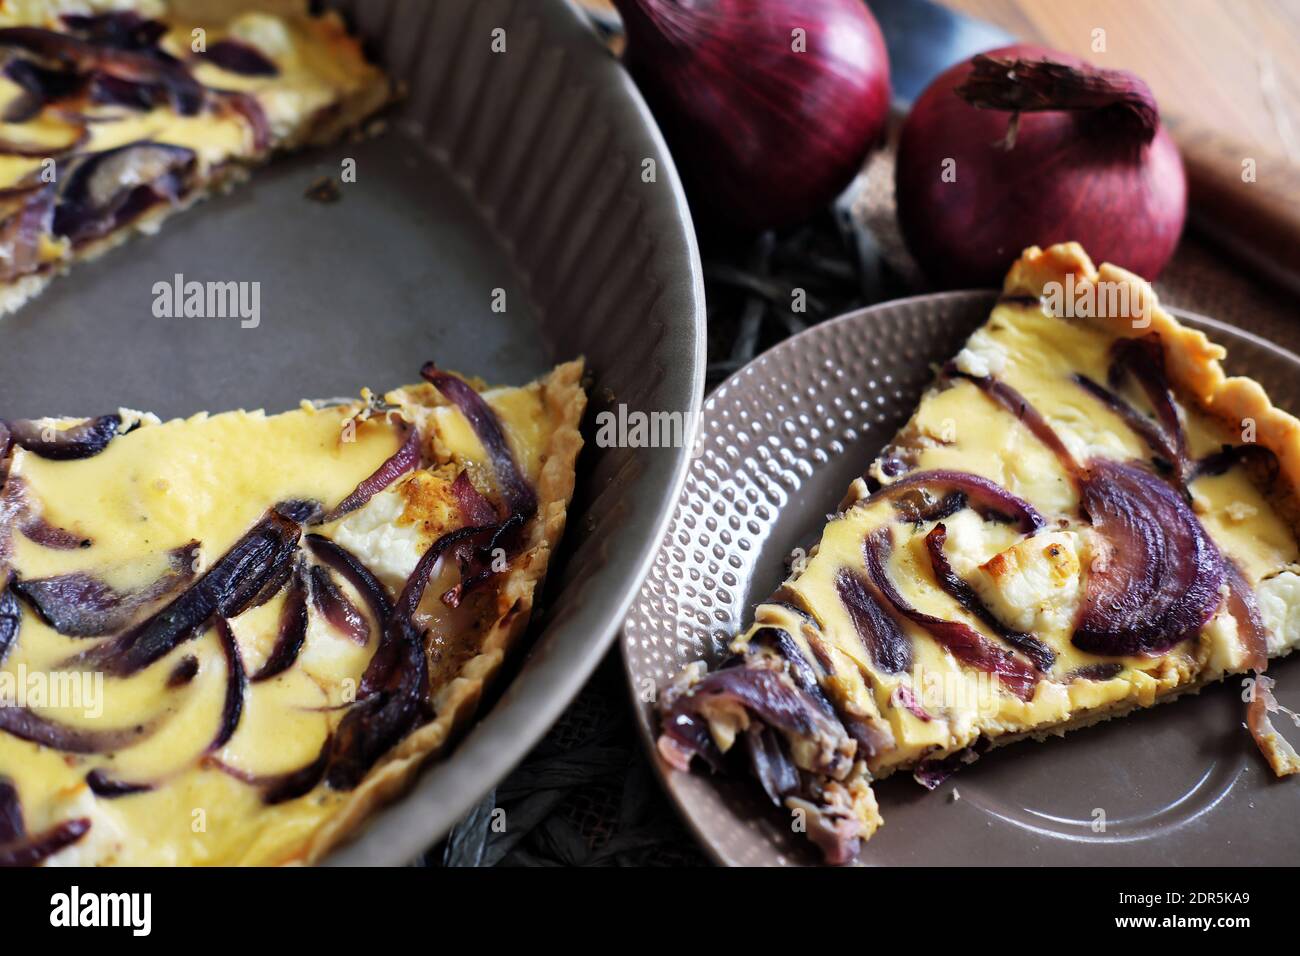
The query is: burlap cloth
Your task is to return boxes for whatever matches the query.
[429,134,1298,868]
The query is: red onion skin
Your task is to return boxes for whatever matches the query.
[896,44,1186,288]
[614,0,890,232]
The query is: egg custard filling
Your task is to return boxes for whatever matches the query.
[0,0,390,314]
[0,358,585,865]
[658,244,1300,864]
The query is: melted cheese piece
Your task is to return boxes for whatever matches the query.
[733,299,1299,774]
[1,374,557,865]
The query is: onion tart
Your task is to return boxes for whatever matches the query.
[0,0,390,314]
[657,244,1300,864]
[0,358,585,864]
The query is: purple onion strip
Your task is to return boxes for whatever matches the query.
[2,414,120,460]
[924,524,1056,672]
[317,417,421,524]
[421,365,538,519]
[863,469,1044,534]
[208,618,245,751]
[250,562,308,682]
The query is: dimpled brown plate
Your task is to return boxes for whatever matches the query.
[623,291,1300,866]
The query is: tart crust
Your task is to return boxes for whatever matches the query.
[297,359,586,864]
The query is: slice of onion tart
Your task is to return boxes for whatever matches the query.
[0,358,584,865]
[0,0,391,315]
[657,243,1300,864]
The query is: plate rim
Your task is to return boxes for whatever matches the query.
[623,288,1300,867]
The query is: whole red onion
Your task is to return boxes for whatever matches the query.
[896,45,1186,287]
[613,0,891,232]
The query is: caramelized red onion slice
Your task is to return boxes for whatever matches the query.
[203,39,278,76]
[209,618,245,752]
[951,369,1082,476]
[450,470,499,526]
[213,737,332,804]
[250,562,308,682]
[789,795,866,867]
[308,564,369,645]
[60,12,168,50]
[864,469,1045,534]
[390,522,491,629]
[440,511,524,609]
[1,476,90,550]
[243,550,295,611]
[656,658,869,864]
[1072,459,1224,657]
[657,665,856,780]
[438,472,516,607]
[19,514,90,550]
[864,528,1039,701]
[3,413,120,460]
[0,576,20,666]
[421,365,538,519]
[324,523,493,789]
[924,524,1056,672]
[1065,662,1124,682]
[355,523,489,698]
[913,746,982,790]
[749,626,836,718]
[0,26,204,114]
[834,568,912,674]
[0,780,89,866]
[68,511,300,676]
[1073,373,1177,472]
[1192,443,1279,484]
[272,499,323,524]
[891,685,932,722]
[3,57,85,121]
[1225,562,1300,776]
[1109,336,1187,478]
[304,534,393,625]
[743,724,800,805]
[0,699,161,753]
[217,90,271,153]
[166,654,199,688]
[892,489,966,525]
[0,817,90,866]
[54,142,198,245]
[317,416,421,524]
[324,619,427,791]
[0,184,54,284]
[263,738,331,804]
[657,709,722,772]
[0,778,22,843]
[14,541,198,637]
[85,769,152,798]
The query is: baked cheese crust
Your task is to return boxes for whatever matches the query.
[0,359,585,865]
[657,243,1300,863]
